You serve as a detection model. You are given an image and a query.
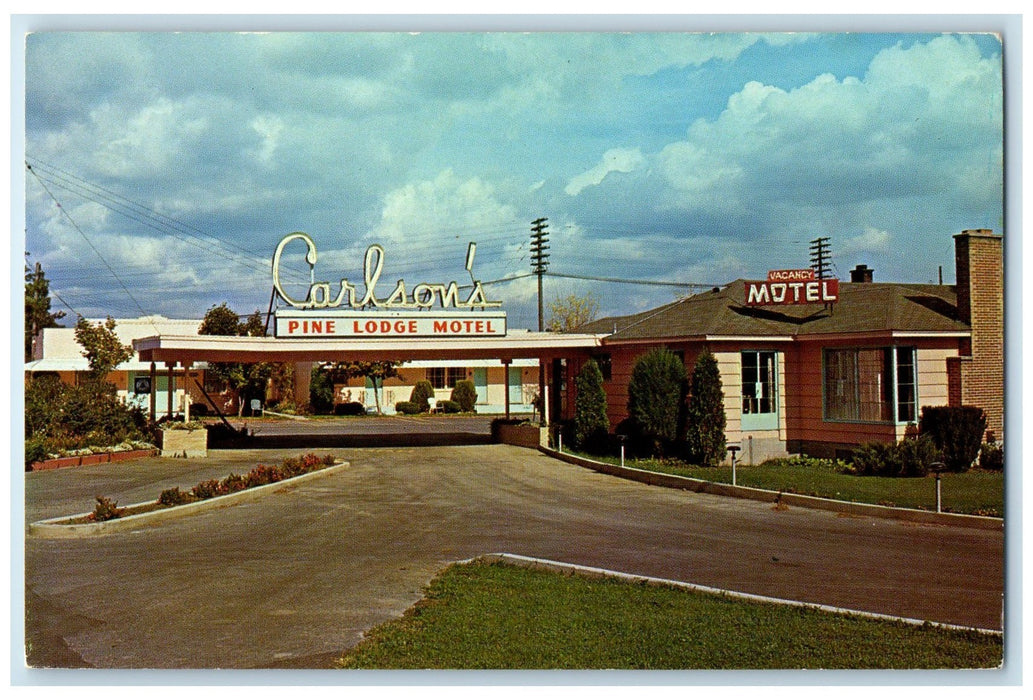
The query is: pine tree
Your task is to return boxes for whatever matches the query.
[686,348,727,466]
[627,347,687,456]
[573,359,609,452]
[24,259,65,361]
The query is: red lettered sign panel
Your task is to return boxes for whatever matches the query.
[744,279,839,306]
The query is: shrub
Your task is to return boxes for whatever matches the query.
[190,480,220,500]
[896,435,940,478]
[979,436,1004,471]
[573,359,609,453]
[395,401,420,415]
[851,442,900,477]
[439,399,461,414]
[919,406,987,472]
[158,487,193,507]
[685,349,726,466]
[25,437,49,471]
[89,495,123,522]
[627,347,687,457]
[220,473,247,493]
[244,465,283,487]
[335,401,366,416]
[450,380,478,412]
[850,435,941,478]
[410,380,435,412]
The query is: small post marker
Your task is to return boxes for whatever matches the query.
[727,445,741,486]
[931,462,946,513]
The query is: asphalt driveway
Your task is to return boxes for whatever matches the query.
[23,444,1004,669]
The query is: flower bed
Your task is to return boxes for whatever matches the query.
[31,453,341,536]
[28,444,158,472]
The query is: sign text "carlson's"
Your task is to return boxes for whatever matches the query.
[744,279,839,306]
[272,232,502,310]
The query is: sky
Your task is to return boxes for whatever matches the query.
[21,27,1005,331]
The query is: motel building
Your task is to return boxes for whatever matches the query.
[27,229,1002,463]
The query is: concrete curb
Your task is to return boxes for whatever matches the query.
[27,461,350,539]
[541,447,1003,531]
[467,553,1002,636]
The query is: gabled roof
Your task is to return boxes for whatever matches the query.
[577,280,969,341]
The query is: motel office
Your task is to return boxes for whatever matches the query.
[565,230,1004,462]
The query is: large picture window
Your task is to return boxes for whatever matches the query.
[428,367,466,390]
[823,347,917,423]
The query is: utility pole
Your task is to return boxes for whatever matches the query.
[809,236,832,279]
[530,217,550,331]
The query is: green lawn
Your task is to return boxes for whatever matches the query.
[585,455,1004,517]
[336,561,1002,670]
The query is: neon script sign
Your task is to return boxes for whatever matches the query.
[272,232,502,310]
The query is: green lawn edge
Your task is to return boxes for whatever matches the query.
[336,560,1002,670]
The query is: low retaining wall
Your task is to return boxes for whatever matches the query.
[542,447,1002,531]
[29,449,158,472]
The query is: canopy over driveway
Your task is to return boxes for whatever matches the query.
[133,329,603,364]
[133,330,605,423]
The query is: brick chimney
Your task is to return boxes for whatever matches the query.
[949,229,1004,441]
[850,264,873,283]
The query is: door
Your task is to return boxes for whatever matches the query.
[472,368,488,405]
[508,367,523,405]
[741,351,779,431]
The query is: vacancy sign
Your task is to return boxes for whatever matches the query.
[744,269,839,306]
[275,310,507,338]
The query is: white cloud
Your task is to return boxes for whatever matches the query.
[565,148,646,196]
[249,114,284,164]
[839,227,892,257]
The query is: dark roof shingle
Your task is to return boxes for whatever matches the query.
[576,280,968,340]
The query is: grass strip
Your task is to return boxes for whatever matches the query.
[336,561,1001,670]
[584,454,1003,517]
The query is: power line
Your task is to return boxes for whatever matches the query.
[545,271,715,291]
[26,162,159,332]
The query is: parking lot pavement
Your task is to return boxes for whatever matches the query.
[23,444,1005,669]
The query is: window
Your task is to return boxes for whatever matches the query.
[592,354,612,381]
[428,367,465,390]
[823,347,916,423]
[742,351,778,430]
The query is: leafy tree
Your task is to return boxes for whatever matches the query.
[685,348,727,466]
[627,347,687,456]
[324,361,403,415]
[308,364,335,414]
[25,258,65,361]
[198,303,273,416]
[573,359,609,453]
[546,293,600,332]
[74,316,133,381]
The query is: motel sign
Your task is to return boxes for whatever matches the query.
[271,232,508,338]
[275,310,507,338]
[744,269,839,306]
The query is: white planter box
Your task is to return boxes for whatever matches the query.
[161,428,208,458]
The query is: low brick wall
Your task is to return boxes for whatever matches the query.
[29,449,158,472]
